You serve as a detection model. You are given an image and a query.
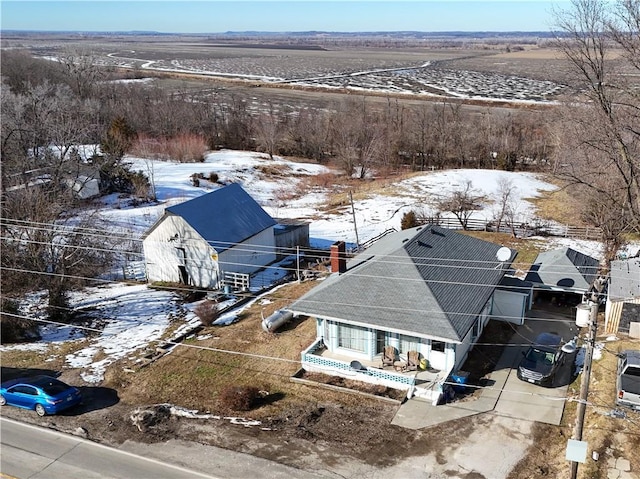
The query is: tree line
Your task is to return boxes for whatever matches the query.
[1,0,640,339]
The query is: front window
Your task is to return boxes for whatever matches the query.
[525,348,556,366]
[431,340,445,353]
[337,324,367,352]
[398,334,420,354]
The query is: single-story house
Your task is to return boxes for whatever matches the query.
[524,247,600,304]
[604,257,640,338]
[142,183,277,289]
[287,225,519,404]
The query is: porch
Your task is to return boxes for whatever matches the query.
[300,339,447,404]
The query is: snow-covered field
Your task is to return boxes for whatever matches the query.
[3,149,625,383]
[94,52,566,103]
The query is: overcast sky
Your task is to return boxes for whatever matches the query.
[1,1,569,33]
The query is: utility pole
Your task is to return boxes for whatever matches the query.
[349,190,361,251]
[570,301,598,479]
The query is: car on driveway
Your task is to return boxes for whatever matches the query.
[0,375,82,416]
[517,332,566,387]
[616,350,640,411]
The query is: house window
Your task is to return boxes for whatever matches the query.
[337,324,367,352]
[431,340,445,353]
[376,331,387,354]
[398,334,420,354]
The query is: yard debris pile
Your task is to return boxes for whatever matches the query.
[129,403,263,432]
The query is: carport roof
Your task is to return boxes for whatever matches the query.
[524,247,599,293]
[609,257,640,301]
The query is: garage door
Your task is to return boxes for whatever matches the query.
[491,290,527,325]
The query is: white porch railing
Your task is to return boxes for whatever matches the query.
[301,339,415,389]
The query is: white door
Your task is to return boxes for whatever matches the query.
[491,290,527,325]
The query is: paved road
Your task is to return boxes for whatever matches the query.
[0,417,328,479]
[0,417,218,479]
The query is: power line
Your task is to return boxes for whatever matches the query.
[1,217,613,275]
[4,308,639,424]
[0,266,593,325]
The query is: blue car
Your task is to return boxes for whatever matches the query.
[0,375,82,416]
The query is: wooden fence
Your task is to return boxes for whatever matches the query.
[423,216,602,241]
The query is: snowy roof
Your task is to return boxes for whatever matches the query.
[288,225,516,342]
[609,257,640,301]
[158,183,276,253]
[524,247,599,292]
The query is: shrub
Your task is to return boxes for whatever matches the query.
[129,134,207,163]
[401,210,419,230]
[1,299,40,344]
[219,385,261,411]
[208,172,219,183]
[194,300,219,326]
[168,134,207,163]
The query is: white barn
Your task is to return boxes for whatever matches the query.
[142,183,277,289]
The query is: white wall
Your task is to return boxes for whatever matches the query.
[491,290,527,325]
[143,216,220,288]
[144,218,276,289]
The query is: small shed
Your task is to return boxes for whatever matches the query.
[273,219,310,260]
[491,275,533,325]
[605,257,640,337]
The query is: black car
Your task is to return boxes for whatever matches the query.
[517,332,565,387]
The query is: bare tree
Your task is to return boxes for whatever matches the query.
[493,177,516,232]
[553,0,640,260]
[436,180,485,230]
[254,102,284,160]
[1,187,115,320]
[58,49,103,99]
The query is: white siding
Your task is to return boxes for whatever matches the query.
[144,218,276,289]
[491,290,527,325]
[143,216,221,288]
[455,328,474,370]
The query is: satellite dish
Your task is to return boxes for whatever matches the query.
[496,246,511,262]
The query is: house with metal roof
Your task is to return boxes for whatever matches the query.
[287,225,519,403]
[142,183,277,289]
[605,257,640,338]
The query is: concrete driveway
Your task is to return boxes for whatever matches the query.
[393,307,580,429]
[493,308,580,425]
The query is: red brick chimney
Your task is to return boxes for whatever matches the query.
[330,241,347,274]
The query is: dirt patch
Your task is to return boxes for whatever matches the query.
[295,370,407,402]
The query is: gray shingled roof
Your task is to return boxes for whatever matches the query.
[164,183,276,253]
[609,258,640,301]
[288,225,516,342]
[524,247,599,292]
